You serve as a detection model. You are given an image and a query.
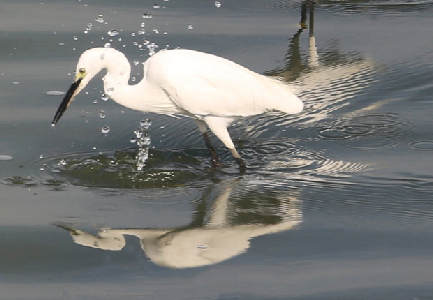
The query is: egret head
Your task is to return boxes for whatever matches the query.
[51,48,121,126]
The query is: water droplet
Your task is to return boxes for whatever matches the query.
[131,32,136,37]
[140,22,145,28]
[58,42,65,46]
[101,125,110,134]
[187,24,194,30]
[73,36,78,41]
[152,28,159,34]
[131,76,137,82]
[104,42,111,48]
[93,99,98,104]
[142,12,152,19]
[101,94,109,101]
[215,1,221,8]
[0,155,13,161]
[92,146,97,150]
[130,138,137,143]
[12,81,20,85]
[95,14,104,23]
[39,154,44,159]
[84,30,89,34]
[138,29,145,35]
[147,42,159,56]
[117,37,122,42]
[133,60,140,66]
[107,29,119,37]
[46,90,65,96]
[140,118,152,129]
[153,4,160,8]
[143,40,150,45]
[99,110,106,119]
[58,159,67,166]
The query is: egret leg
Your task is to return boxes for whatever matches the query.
[204,117,246,172]
[195,120,220,167]
[230,148,246,173]
[203,132,220,167]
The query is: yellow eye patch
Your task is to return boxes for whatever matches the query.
[75,68,87,80]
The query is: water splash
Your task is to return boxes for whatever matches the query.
[142,12,152,19]
[46,90,65,96]
[101,125,110,135]
[95,14,104,23]
[107,29,119,37]
[0,155,13,161]
[134,119,152,171]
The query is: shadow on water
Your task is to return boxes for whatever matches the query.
[55,179,302,269]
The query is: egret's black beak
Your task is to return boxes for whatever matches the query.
[54,223,80,236]
[51,78,82,126]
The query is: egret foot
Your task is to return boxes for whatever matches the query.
[202,132,220,167]
[230,148,246,173]
[299,22,308,29]
[235,157,246,173]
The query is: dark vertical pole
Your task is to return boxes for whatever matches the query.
[309,0,315,37]
[300,1,308,29]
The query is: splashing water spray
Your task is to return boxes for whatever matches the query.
[134,118,151,171]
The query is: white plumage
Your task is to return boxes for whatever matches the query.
[52,48,304,170]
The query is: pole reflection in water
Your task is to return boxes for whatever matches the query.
[56,180,302,269]
[260,0,376,129]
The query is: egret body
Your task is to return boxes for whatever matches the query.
[52,48,303,170]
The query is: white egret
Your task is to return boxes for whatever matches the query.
[52,48,304,171]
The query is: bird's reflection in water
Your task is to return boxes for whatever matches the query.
[56,180,302,269]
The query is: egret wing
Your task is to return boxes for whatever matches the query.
[145,49,287,117]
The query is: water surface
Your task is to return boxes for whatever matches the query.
[1,0,433,299]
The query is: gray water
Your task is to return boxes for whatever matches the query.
[1,0,433,299]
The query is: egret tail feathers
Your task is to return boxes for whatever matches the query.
[260,77,304,114]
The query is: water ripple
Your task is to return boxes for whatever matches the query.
[410,140,433,151]
[292,60,377,126]
[242,139,368,184]
[319,0,433,16]
[318,113,410,149]
[39,149,208,189]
